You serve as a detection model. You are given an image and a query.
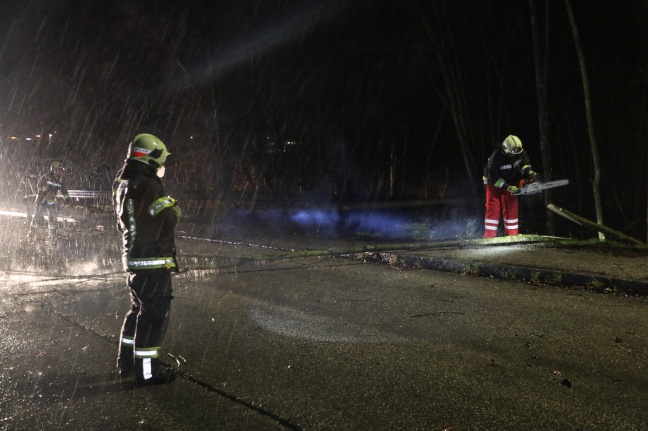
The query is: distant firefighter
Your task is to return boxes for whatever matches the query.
[483,135,540,237]
[114,133,181,387]
[27,161,70,239]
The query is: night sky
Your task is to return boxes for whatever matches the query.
[1,0,647,238]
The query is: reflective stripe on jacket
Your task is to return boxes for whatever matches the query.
[124,257,177,271]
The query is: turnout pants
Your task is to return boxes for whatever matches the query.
[29,202,58,237]
[117,270,173,376]
[483,183,519,238]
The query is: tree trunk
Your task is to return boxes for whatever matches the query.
[416,6,479,195]
[529,0,555,234]
[548,204,645,246]
[564,0,605,240]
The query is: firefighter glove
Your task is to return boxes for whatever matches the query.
[507,185,520,195]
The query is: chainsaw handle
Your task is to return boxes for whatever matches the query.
[519,177,538,188]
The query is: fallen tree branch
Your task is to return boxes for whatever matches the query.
[547,204,645,246]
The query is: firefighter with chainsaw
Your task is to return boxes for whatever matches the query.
[27,161,71,239]
[483,135,540,238]
[114,133,181,386]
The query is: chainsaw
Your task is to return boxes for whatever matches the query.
[518,179,569,196]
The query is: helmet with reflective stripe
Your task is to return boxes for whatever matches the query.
[502,135,523,155]
[128,133,170,168]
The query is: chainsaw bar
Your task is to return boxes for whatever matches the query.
[519,179,569,196]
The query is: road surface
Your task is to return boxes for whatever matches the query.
[1,223,647,430]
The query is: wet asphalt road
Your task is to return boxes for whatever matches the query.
[1,237,648,431]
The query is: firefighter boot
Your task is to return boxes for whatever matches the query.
[117,347,134,379]
[135,357,176,387]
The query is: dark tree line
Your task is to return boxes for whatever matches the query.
[1,0,647,239]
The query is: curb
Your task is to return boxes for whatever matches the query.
[387,253,648,296]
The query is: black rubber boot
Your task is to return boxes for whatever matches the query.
[117,348,134,379]
[135,358,176,387]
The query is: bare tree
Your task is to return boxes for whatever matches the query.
[529,0,555,234]
[416,7,479,194]
[564,0,605,240]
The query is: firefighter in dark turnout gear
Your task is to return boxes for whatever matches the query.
[28,161,70,239]
[483,135,539,237]
[115,133,181,386]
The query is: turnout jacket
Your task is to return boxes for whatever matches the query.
[485,149,534,190]
[114,160,180,272]
[35,171,69,205]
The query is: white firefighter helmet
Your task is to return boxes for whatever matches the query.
[502,135,523,155]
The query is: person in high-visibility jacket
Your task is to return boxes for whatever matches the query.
[28,161,70,239]
[483,135,539,238]
[114,133,181,386]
